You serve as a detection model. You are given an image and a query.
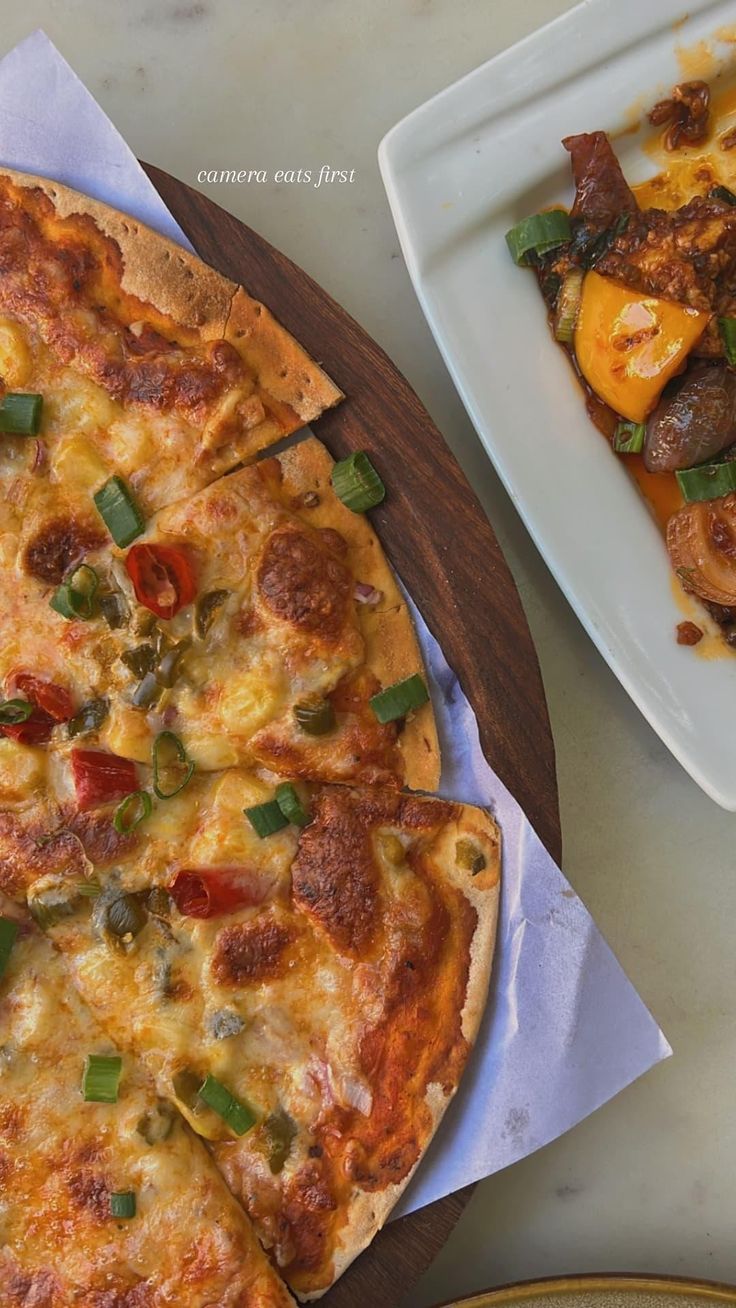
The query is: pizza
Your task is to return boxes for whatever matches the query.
[0,902,294,1307]
[0,168,501,1302]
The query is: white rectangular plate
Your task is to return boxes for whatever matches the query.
[379,0,736,809]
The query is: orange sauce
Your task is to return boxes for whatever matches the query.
[627,455,684,531]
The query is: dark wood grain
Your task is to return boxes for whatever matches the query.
[142,162,561,1308]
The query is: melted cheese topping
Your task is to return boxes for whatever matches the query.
[25,777,498,1296]
[0,913,292,1307]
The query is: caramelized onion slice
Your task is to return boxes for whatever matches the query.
[667,493,736,604]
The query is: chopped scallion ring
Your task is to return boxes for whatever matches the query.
[331,451,385,513]
[0,698,33,725]
[76,881,101,898]
[370,673,429,724]
[93,476,145,548]
[245,799,289,838]
[554,268,584,343]
[719,317,736,367]
[0,392,43,435]
[198,1074,256,1136]
[152,730,195,800]
[50,564,100,621]
[113,789,152,835]
[0,916,18,979]
[109,1191,136,1219]
[505,209,571,265]
[82,1053,122,1103]
[275,782,309,827]
[676,461,736,503]
[613,421,646,455]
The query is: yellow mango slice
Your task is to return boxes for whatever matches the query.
[574,271,709,423]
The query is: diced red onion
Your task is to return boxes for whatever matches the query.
[354,581,383,605]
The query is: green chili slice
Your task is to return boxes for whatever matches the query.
[194,589,230,639]
[152,730,194,799]
[50,564,99,621]
[93,476,145,548]
[113,790,152,835]
[676,460,736,502]
[505,209,571,265]
[370,673,429,723]
[0,698,33,725]
[331,451,385,513]
[82,1053,122,1103]
[275,782,309,827]
[245,800,289,838]
[198,1074,256,1136]
[0,392,42,435]
[0,916,18,979]
[613,421,646,455]
[110,1191,136,1219]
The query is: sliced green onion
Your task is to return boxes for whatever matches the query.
[67,697,109,739]
[120,644,157,680]
[265,1107,297,1175]
[370,673,429,724]
[331,451,386,513]
[0,916,18,979]
[456,838,487,875]
[710,184,736,206]
[676,460,736,502]
[505,209,571,265]
[553,268,584,343]
[93,476,145,548]
[50,565,99,621]
[719,317,736,366]
[245,799,289,838]
[0,698,33,725]
[110,1191,136,1219]
[195,589,230,639]
[293,699,336,736]
[613,421,646,454]
[82,1053,122,1103]
[275,782,309,827]
[152,730,194,800]
[0,392,42,435]
[113,790,152,835]
[197,1074,256,1136]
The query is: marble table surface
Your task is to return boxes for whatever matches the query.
[4,1,736,1304]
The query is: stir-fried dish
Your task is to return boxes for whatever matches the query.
[506,79,736,652]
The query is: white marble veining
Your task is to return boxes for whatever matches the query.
[2,1,735,1304]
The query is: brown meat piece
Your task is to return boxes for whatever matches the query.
[562,132,638,229]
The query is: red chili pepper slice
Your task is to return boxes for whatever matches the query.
[2,708,56,745]
[10,674,74,721]
[71,749,139,811]
[168,868,271,919]
[125,544,196,620]
[0,673,75,745]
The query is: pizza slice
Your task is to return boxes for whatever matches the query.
[15,762,500,1299]
[0,168,341,522]
[0,436,439,790]
[0,901,294,1307]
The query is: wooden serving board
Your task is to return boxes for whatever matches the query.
[143,163,562,1308]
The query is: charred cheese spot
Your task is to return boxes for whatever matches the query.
[256,525,352,639]
[65,810,137,866]
[0,812,84,899]
[212,916,293,986]
[291,791,380,954]
[23,516,105,585]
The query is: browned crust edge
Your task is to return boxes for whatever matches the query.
[301,803,501,1300]
[0,168,343,426]
[277,436,441,792]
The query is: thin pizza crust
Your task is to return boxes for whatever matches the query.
[310,803,501,1297]
[0,168,342,428]
[278,437,441,792]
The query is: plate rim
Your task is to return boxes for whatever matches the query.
[438,1272,736,1308]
